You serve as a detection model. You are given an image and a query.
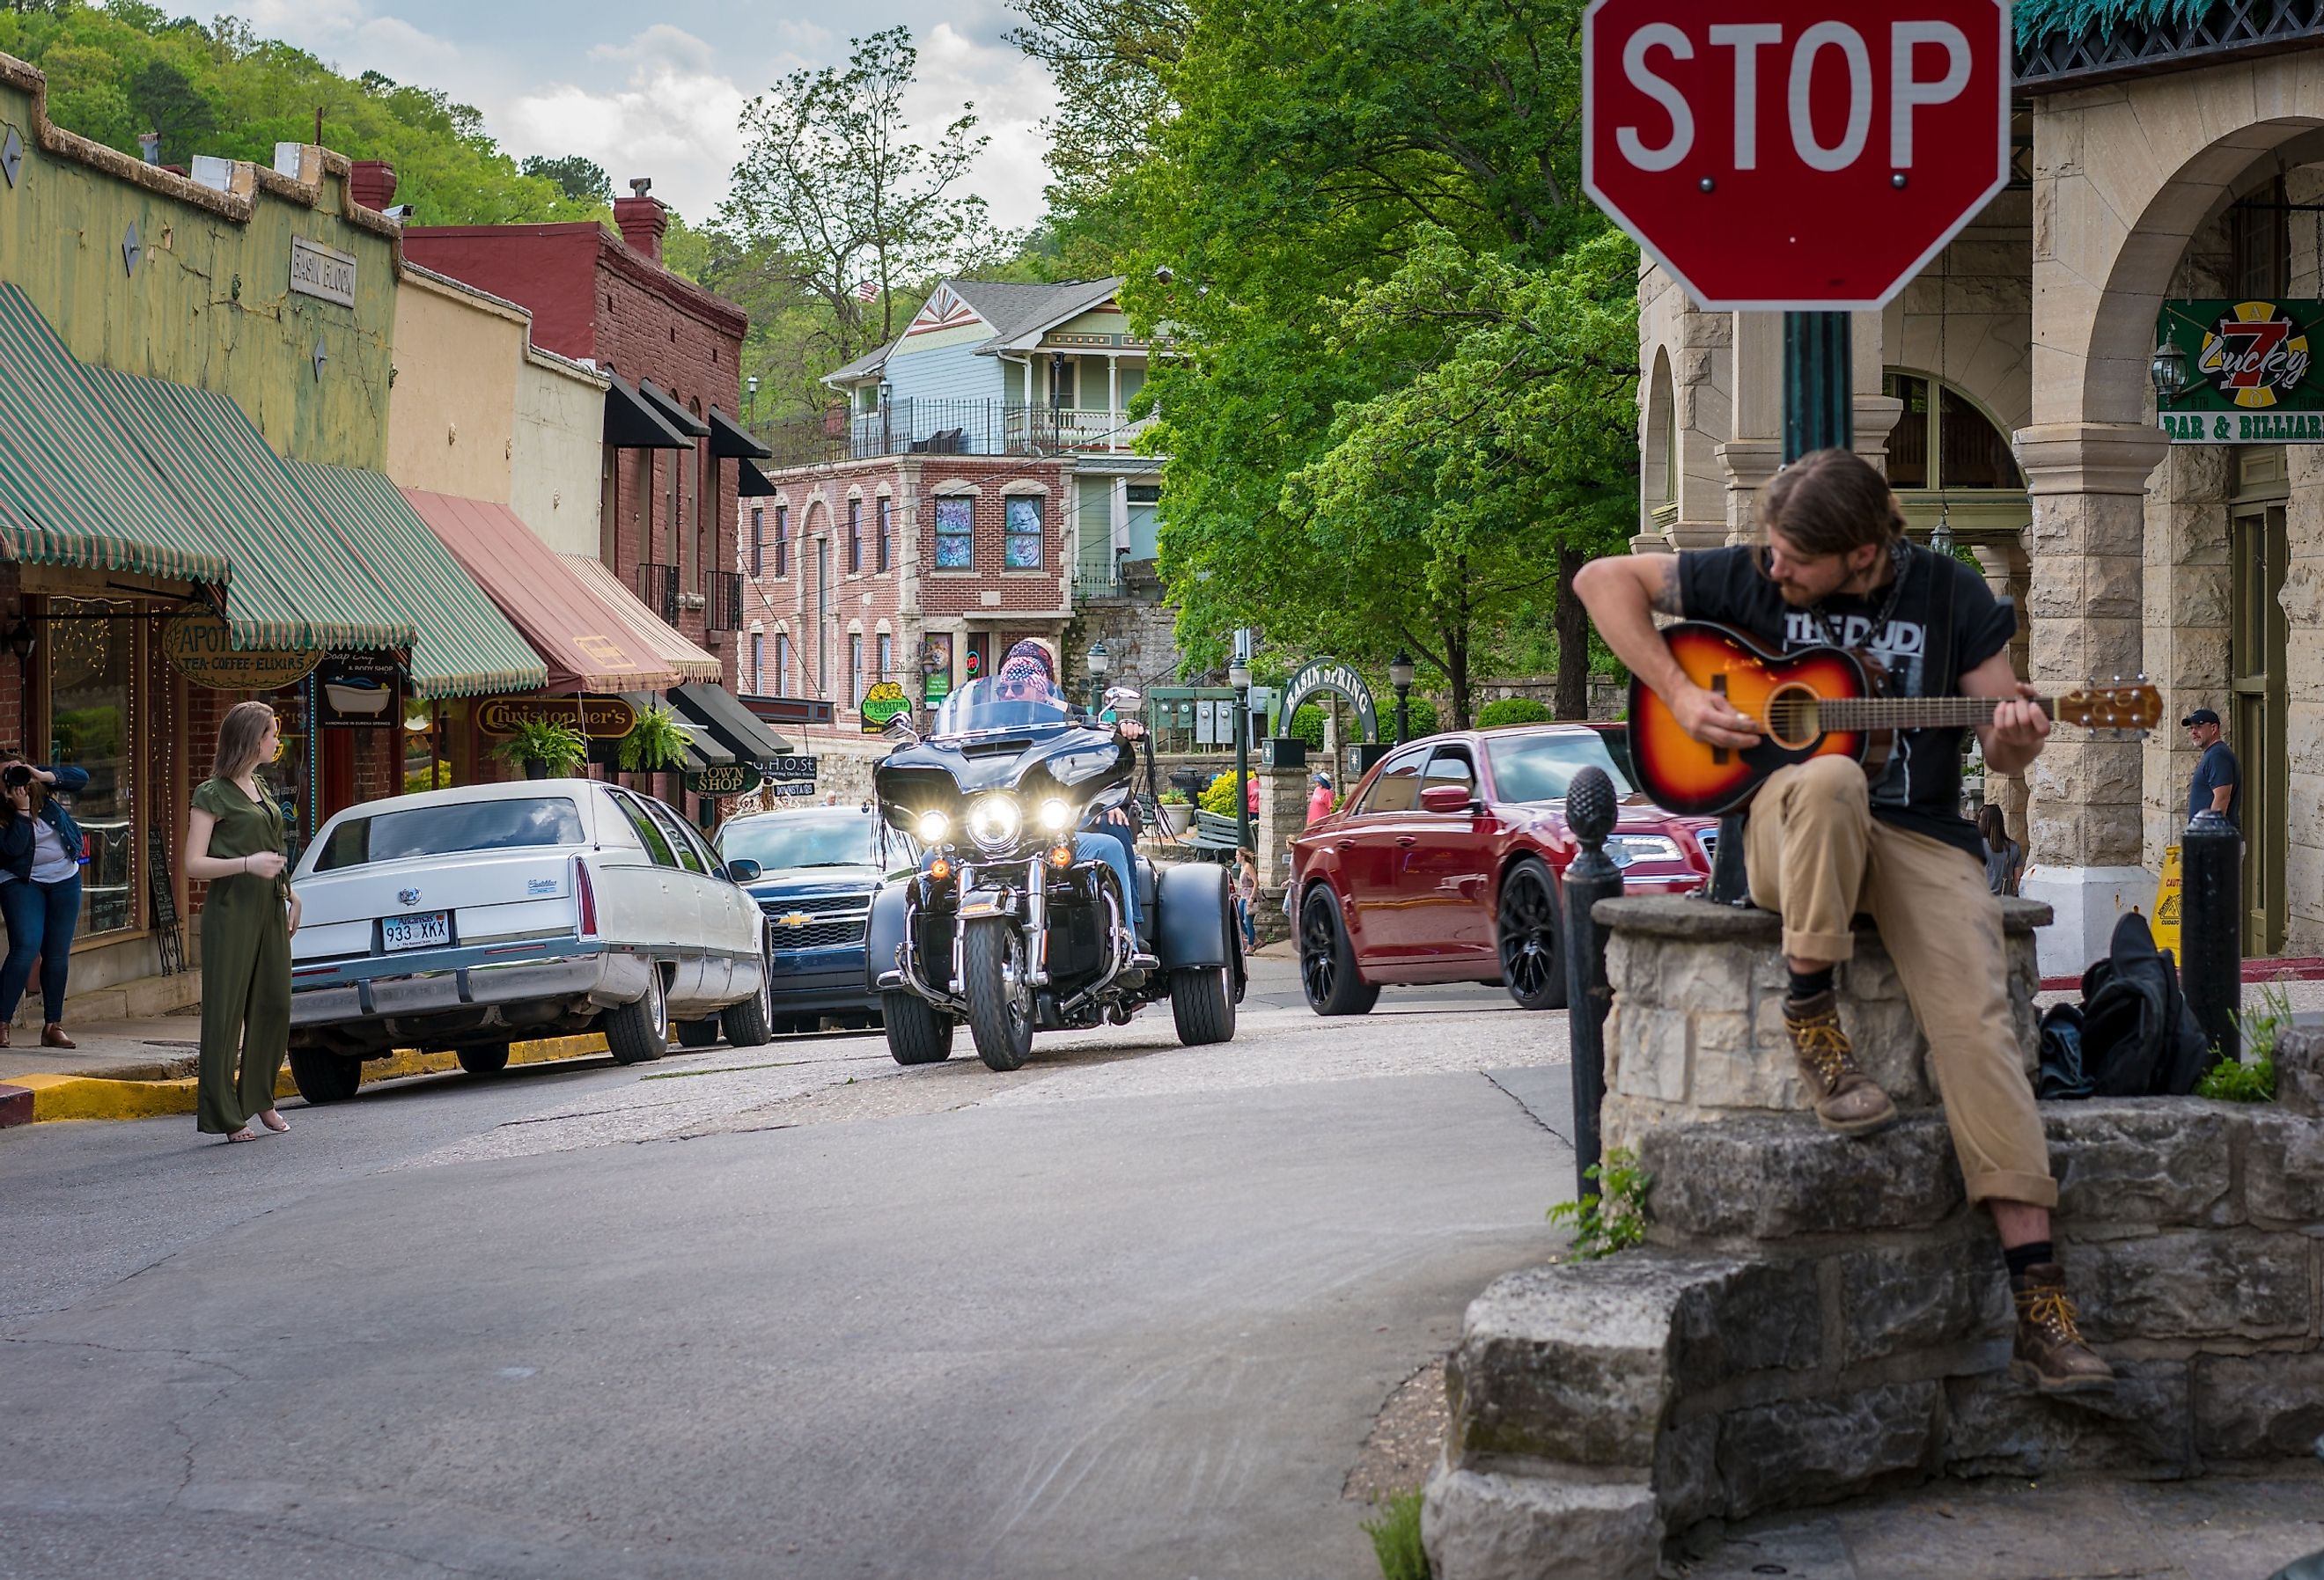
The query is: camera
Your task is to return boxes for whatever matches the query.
[2,764,31,790]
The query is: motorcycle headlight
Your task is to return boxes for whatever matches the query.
[1038,797,1074,833]
[966,793,1023,851]
[916,809,951,844]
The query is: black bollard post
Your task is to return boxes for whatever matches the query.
[2181,809,2242,1063]
[1563,766,1624,1199]
[1707,812,1749,904]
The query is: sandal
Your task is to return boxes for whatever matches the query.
[259,1110,290,1133]
[225,1128,258,1143]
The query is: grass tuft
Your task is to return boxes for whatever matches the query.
[2194,984,2294,1103]
[1363,1488,1430,1580]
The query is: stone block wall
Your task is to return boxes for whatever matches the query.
[1423,896,2324,1580]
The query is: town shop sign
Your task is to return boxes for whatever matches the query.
[1274,658,1380,742]
[2156,298,2324,444]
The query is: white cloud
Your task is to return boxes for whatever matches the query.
[505,28,753,223]
[909,23,1055,232]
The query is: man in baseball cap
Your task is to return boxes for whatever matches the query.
[2181,707,2240,826]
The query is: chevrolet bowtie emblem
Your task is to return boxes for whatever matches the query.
[778,912,812,928]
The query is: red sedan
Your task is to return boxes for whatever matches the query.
[1287,723,1713,1015]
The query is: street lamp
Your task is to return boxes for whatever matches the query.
[1389,650,1415,745]
[746,372,759,425]
[1085,636,1110,716]
[879,378,895,454]
[1228,649,1254,851]
[1929,501,1954,561]
[2150,333,2188,405]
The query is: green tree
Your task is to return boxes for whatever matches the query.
[130,57,215,160]
[521,154,613,206]
[717,28,996,372]
[1116,0,1633,724]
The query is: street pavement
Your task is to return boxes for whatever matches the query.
[0,956,1578,1580]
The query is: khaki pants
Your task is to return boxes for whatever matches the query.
[1745,756,2056,1209]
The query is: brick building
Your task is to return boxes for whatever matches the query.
[405,187,756,691]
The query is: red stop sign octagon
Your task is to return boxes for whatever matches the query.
[1583,0,2011,311]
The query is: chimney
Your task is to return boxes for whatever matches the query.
[138,129,161,164]
[614,177,666,263]
[349,158,398,212]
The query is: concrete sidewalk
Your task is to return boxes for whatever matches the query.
[0,1013,206,1084]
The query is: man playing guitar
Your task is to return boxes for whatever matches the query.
[1573,447,2112,1394]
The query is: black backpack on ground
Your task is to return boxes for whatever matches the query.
[2035,910,2210,1099]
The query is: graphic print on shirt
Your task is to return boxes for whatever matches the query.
[1780,609,1928,809]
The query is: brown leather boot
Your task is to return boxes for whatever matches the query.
[2011,1262,2115,1393]
[1783,990,1898,1135]
[41,1023,74,1049]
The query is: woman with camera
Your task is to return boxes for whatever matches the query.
[185,702,300,1143]
[0,753,93,1048]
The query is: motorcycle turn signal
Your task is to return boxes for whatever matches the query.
[1048,842,1074,869]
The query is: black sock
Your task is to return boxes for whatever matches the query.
[2004,1240,2054,1280]
[1787,966,1835,1002]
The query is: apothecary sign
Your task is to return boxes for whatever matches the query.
[2156,298,2324,444]
[289,236,357,307]
[162,612,322,690]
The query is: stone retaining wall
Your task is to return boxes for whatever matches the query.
[1423,894,2324,1580]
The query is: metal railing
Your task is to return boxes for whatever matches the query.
[1075,546,1127,598]
[760,400,1158,468]
[710,571,745,633]
[636,562,679,625]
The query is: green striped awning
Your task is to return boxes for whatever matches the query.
[289,461,548,700]
[0,285,231,585]
[85,364,415,654]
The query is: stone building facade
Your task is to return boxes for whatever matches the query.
[1636,22,2324,971]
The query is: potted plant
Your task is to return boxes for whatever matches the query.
[618,704,695,772]
[491,717,588,780]
[1158,789,1194,835]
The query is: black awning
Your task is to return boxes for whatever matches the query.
[605,376,698,451]
[672,681,795,761]
[708,406,772,460]
[735,458,780,497]
[638,379,712,437]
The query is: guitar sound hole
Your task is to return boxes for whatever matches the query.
[1764,684,1821,749]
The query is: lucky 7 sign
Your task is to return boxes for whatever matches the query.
[1583,0,2011,311]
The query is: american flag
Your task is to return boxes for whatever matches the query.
[854,279,879,302]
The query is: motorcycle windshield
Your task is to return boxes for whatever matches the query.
[930,676,1072,739]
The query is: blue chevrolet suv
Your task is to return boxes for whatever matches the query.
[715,805,916,1032]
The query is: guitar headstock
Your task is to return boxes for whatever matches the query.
[2055,680,2163,731]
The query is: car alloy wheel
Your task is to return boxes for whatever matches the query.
[1497,858,1567,1010]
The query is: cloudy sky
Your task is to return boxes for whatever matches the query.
[215,0,1058,230]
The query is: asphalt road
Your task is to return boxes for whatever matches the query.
[0,957,1577,1580]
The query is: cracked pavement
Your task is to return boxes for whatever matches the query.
[0,958,1575,1579]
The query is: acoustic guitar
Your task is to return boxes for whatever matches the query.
[1629,622,2164,818]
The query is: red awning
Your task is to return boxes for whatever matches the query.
[399,489,681,692]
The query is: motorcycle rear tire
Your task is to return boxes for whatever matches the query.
[884,990,955,1065]
[962,916,1036,1072]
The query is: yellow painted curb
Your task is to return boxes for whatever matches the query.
[10,1032,613,1125]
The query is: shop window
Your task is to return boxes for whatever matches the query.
[773,504,789,577]
[1005,496,1044,569]
[876,633,893,682]
[876,496,892,572]
[936,496,974,569]
[847,499,863,574]
[750,507,764,577]
[1879,371,2021,491]
[849,634,863,705]
[751,631,765,691]
[776,633,792,694]
[47,599,136,938]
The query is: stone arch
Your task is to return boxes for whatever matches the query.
[1641,348,1677,537]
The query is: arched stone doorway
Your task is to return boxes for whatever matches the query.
[2019,55,2324,966]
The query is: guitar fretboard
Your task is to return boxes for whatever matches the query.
[1760,695,2055,731]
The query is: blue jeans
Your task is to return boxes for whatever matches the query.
[0,872,81,1024]
[1075,833,1140,941]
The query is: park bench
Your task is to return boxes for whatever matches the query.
[1187,810,1242,862]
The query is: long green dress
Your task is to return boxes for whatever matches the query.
[194,776,291,1135]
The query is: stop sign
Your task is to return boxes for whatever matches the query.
[1583,0,2011,311]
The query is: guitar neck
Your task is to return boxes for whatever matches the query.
[1808,695,2053,729]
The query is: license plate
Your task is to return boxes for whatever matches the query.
[382,911,451,952]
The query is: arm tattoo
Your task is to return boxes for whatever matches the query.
[1648,556,1683,617]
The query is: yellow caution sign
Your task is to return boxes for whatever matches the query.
[2152,844,2182,959]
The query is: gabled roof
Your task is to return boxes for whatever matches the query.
[823,277,1130,386]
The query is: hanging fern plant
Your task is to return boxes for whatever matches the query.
[2014,0,2218,41]
[618,704,695,772]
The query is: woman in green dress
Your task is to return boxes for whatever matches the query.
[187,701,304,1142]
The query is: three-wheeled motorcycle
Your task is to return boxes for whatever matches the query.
[865,677,1244,1071]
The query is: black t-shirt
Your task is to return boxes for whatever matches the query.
[1676,543,2017,861]
[2188,740,2240,826]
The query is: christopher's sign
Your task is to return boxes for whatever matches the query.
[474,694,638,739]
[2157,298,2324,443]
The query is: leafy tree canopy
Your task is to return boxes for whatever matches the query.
[0,3,599,225]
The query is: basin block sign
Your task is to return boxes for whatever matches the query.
[860,680,911,735]
[1583,0,2011,310]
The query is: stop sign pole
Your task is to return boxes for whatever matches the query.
[1581,0,2010,895]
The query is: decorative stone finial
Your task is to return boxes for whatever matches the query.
[1567,765,1615,850]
